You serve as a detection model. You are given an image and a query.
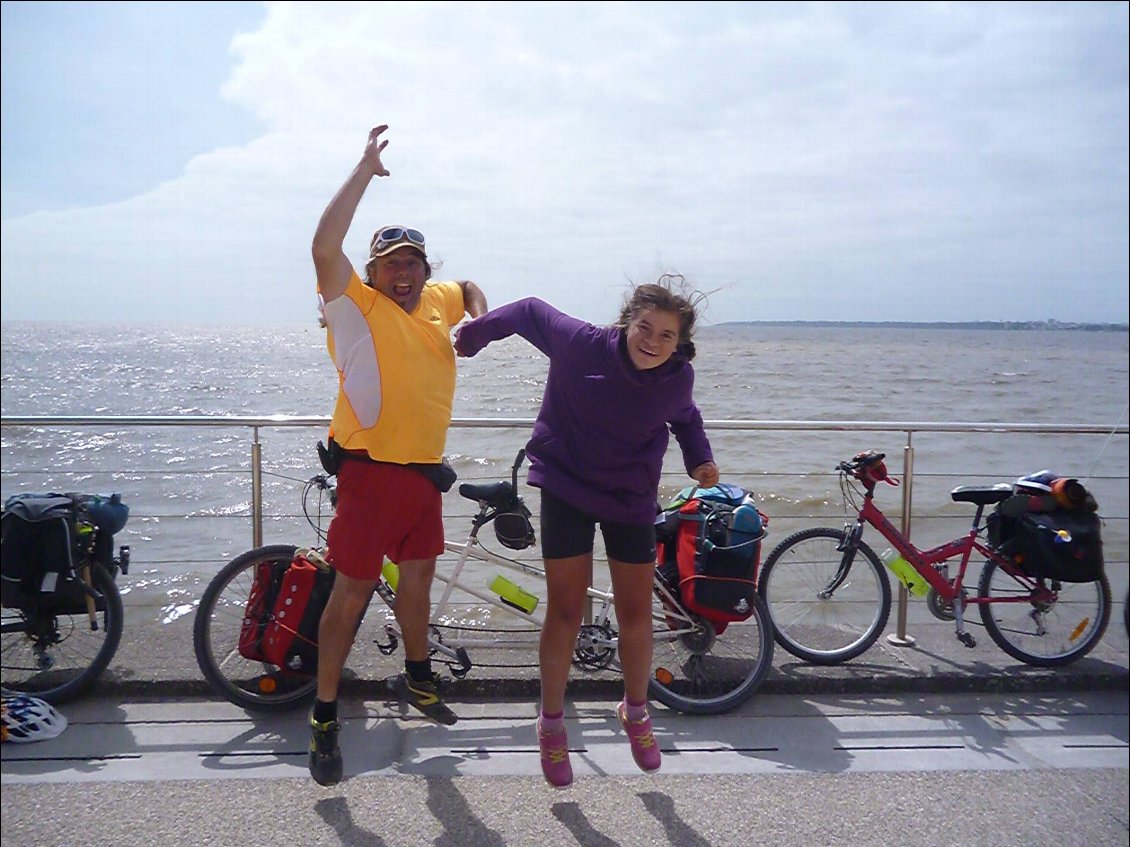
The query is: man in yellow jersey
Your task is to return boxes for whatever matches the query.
[308,124,487,786]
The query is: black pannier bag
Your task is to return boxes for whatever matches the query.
[1,492,129,614]
[1,494,89,613]
[987,472,1104,584]
[985,507,1017,555]
[1014,510,1104,583]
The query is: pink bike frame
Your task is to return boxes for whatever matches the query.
[854,494,1050,606]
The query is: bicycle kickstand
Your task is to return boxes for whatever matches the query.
[952,605,976,649]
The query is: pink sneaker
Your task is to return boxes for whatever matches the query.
[617,701,661,772]
[537,717,573,788]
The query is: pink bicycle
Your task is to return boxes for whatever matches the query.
[758,451,1111,666]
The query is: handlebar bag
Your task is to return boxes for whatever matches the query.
[1015,510,1104,583]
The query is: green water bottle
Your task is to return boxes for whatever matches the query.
[881,548,928,597]
[490,574,539,614]
[381,560,400,592]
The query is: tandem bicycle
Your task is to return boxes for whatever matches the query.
[193,451,775,715]
[758,450,1111,666]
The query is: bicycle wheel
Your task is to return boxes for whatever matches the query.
[978,558,1110,667]
[0,565,124,704]
[758,527,891,665]
[193,544,317,712]
[648,581,774,714]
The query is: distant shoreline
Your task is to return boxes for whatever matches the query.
[0,319,1126,332]
[709,320,1128,332]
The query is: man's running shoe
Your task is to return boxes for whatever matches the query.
[537,717,573,788]
[308,712,343,786]
[617,701,661,773]
[389,672,459,725]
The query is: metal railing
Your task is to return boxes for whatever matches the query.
[3,414,1127,642]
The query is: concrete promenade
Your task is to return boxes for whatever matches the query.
[75,589,1130,702]
[2,601,1128,847]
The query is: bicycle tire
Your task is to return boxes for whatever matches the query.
[193,544,317,712]
[758,527,891,665]
[978,558,1111,667]
[0,565,124,705]
[648,583,774,714]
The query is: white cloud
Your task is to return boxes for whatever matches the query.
[2,1,1127,324]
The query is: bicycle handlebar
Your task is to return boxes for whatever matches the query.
[837,450,886,473]
[837,450,899,488]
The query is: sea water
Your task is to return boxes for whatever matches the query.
[2,321,1126,626]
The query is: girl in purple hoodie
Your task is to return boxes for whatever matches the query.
[454,276,719,787]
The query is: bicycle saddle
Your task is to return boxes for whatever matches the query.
[950,483,1013,505]
[458,481,518,509]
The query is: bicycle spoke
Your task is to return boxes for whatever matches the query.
[978,558,1110,667]
[759,528,891,665]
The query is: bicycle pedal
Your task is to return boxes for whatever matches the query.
[455,646,473,674]
[375,624,400,655]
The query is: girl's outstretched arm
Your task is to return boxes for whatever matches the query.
[454,297,581,358]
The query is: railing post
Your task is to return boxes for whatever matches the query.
[251,426,263,548]
[888,433,916,646]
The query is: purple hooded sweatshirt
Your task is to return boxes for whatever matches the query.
[456,297,713,525]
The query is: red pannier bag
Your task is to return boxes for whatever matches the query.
[239,550,335,675]
[238,556,287,662]
[260,552,335,675]
[656,495,765,634]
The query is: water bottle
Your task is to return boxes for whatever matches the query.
[381,560,400,592]
[727,494,764,552]
[881,548,928,597]
[490,574,539,614]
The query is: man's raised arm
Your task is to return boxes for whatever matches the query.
[312,125,391,303]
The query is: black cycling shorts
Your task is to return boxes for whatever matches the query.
[538,488,656,564]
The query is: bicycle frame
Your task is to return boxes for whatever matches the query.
[759,452,1111,668]
[377,517,701,668]
[195,461,776,714]
[864,490,1045,586]
[848,489,1058,638]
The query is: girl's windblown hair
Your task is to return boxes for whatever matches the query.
[615,273,709,361]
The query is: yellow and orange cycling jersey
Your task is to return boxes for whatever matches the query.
[320,271,465,464]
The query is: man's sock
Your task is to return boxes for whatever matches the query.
[406,659,432,683]
[313,698,337,723]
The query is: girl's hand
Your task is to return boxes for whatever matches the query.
[692,461,719,488]
[453,324,476,358]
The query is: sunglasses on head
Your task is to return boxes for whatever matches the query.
[373,227,426,252]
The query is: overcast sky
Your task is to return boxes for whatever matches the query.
[2,1,1127,326]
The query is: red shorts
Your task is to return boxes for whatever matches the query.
[326,459,444,580]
